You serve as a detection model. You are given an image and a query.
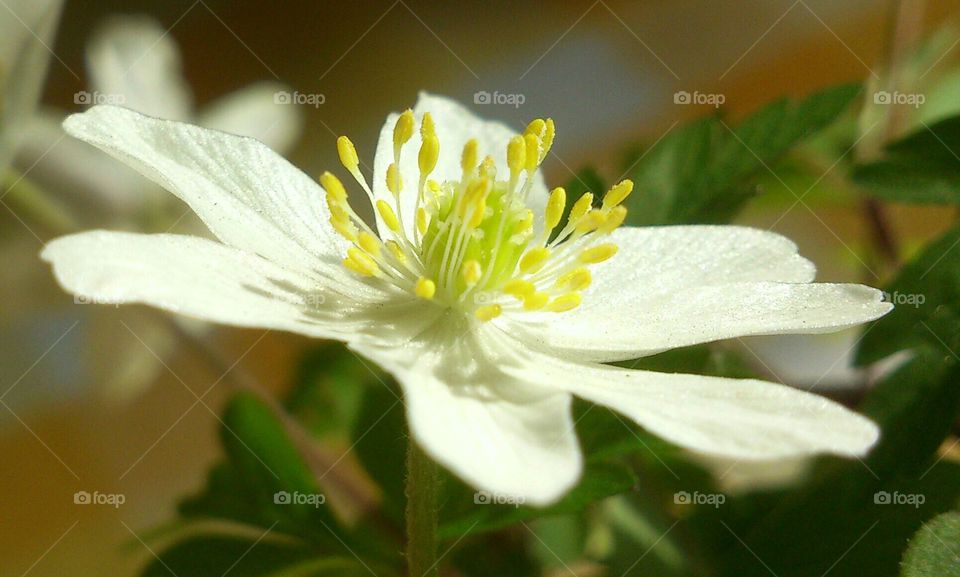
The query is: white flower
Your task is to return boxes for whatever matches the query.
[43,93,892,506]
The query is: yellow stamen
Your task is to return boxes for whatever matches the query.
[330,217,357,242]
[358,232,382,257]
[502,279,535,298]
[523,133,540,170]
[602,180,634,210]
[419,135,439,177]
[519,247,551,273]
[546,292,581,312]
[523,292,550,310]
[545,187,566,232]
[576,210,608,234]
[556,268,591,291]
[475,304,502,322]
[386,240,406,263]
[386,163,402,195]
[415,277,436,300]
[320,171,347,204]
[337,136,359,172]
[416,207,429,235]
[599,205,627,234]
[393,109,415,158]
[462,139,478,174]
[344,248,379,276]
[377,200,400,233]
[569,193,593,224]
[462,260,482,285]
[579,244,619,264]
[541,118,555,161]
[507,135,526,177]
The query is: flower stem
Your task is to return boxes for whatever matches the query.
[406,438,441,577]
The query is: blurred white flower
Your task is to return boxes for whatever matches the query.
[7,16,303,401]
[44,93,892,505]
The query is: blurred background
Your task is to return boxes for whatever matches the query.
[2,1,959,575]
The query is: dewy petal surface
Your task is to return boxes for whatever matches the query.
[510,226,891,362]
[86,16,193,121]
[371,92,549,238]
[198,81,303,155]
[351,315,582,506]
[520,347,880,460]
[63,106,346,275]
[42,231,436,345]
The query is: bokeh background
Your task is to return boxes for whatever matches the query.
[2,1,959,575]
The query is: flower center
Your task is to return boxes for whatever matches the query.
[320,110,632,322]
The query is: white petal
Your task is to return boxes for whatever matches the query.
[371,92,549,238]
[351,319,581,506]
[86,16,193,120]
[534,355,879,460]
[198,82,303,154]
[510,226,890,362]
[63,106,348,275]
[42,231,430,344]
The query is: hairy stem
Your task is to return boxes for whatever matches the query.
[406,438,441,577]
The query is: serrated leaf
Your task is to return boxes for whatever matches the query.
[901,512,960,577]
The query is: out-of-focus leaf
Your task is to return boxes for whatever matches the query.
[351,377,408,521]
[438,461,636,539]
[854,116,960,204]
[286,344,372,438]
[901,512,960,577]
[857,226,960,364]
[139,536,368,577]
[626,84,861,225]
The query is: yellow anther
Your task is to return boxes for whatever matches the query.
[557,267,592,291]
[475,304,502,322]
[462,139,478,174]
[523,292,550,311]
[344,248,379,277]
[393,109,415,157]
[469,197,487,228]
[386,163,403,195]
[320,171,347,204]
[461,179,489,218]
[386,240,407,263]
[541,119,555,161]
[419,134,439,176]
[358,232,382,257]
[462,260,482,285]
[569,192,594,224]
[525,118,546,138]
[416,207,429,235]
[330,217,358,242]
[546,292,582,313]
[329,204,350,223]
[576,210,608,234]
[602,180,634,210]
[579,243,619,264]
[523,133,540,170]
[415,277,436,300]
[599,205,627,234]
[545,187,566,231]
[479,156,497,180]
[507,135,526,175]
[519,247,551,273]
[421,112,436,139]
[376,200,401,233]
[337,136,359,172]
[515,209,534,236]
[502,279,535,298]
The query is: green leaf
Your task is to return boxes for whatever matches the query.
[857,225,960,364]
[285,344,371,438]
[351,378,407,521]
[901,512,960,577]
[139,536,368,577]
[626,84,861,224]
[854,116,960,204]
[438,461,636,539]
